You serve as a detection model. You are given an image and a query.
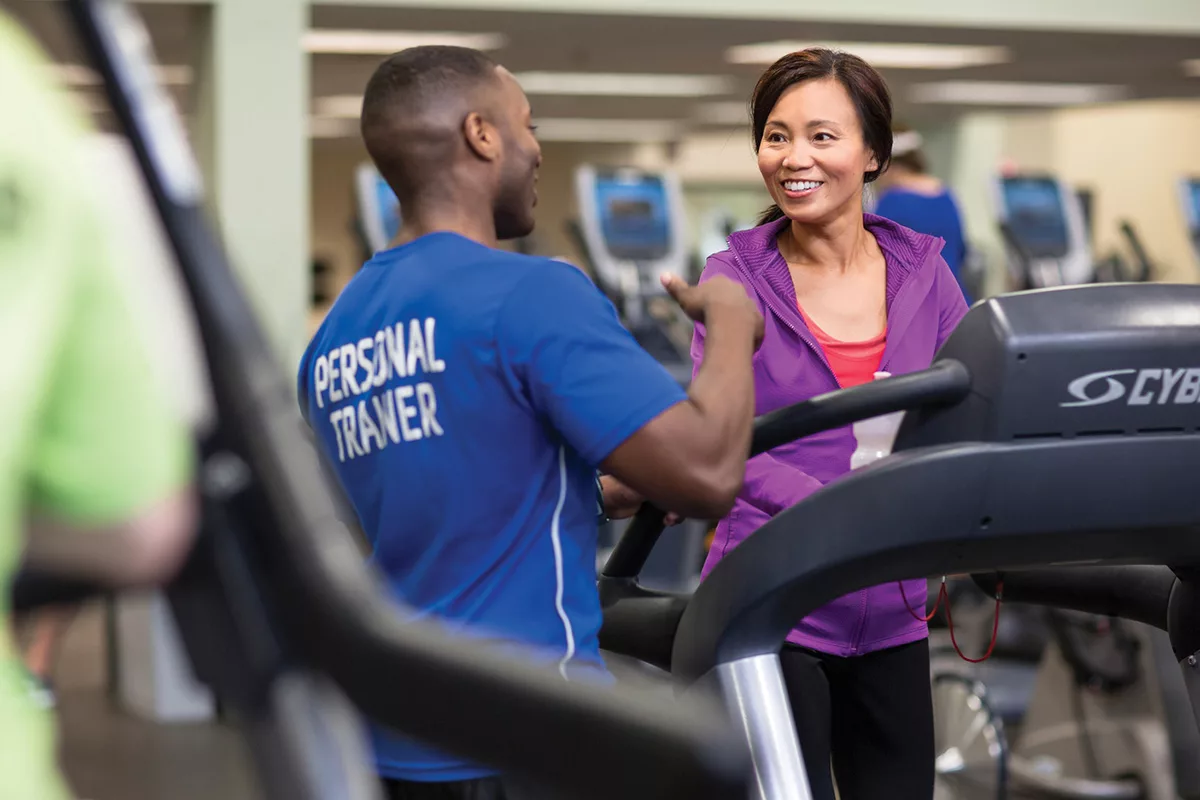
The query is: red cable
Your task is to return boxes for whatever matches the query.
[945,579,1004,664]
[898,577,1004,663]
[898,578,945,623]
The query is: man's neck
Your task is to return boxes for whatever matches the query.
[391,198,498,249]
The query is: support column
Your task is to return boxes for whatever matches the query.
[192,0,310,372]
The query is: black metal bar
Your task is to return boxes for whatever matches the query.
[971,565,1176,632]
[601,360,971,581]
[750,360,970,455]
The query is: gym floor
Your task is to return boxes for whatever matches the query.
[52,601,257,800]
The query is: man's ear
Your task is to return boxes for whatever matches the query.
[463,112,501,162]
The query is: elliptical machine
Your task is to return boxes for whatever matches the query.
[994,174,1153,289]
[570,165,694,386]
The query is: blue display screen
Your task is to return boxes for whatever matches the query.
[373,171,401,244]
[1187,180,1200,228]
[594,174,671,261]
[1002,177,1070,259]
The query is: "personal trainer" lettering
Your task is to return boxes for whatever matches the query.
[312,317,446,462]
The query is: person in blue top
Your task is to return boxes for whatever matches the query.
[873,125,972,303]
[297,45,764,800]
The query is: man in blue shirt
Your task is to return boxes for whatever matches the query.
[298,46,763,800]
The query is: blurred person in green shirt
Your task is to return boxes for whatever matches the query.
[0,11,198,799]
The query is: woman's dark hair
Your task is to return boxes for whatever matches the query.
[751,47,893,225]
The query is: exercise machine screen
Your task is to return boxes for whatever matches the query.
[1181,178,1200,242]
[1001,176,1070,260]
[355,163,400,256]
[594,174,672,262]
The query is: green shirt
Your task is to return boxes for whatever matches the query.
[0,13,192,798]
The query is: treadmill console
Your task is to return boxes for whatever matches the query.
[1002,176,1071,260]
[994,174,1092,286]
[355,163,401,258]
[896,284,1200,447]
[574,166,688,313]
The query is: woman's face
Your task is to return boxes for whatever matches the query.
[757,77,878,225]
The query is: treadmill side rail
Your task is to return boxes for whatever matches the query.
[715,655,812,800]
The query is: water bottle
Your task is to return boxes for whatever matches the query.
[850,371,906,470]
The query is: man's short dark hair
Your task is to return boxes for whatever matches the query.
[360,46,500,201]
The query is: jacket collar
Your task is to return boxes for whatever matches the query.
[725,212,945,372]
[727,213,943,302]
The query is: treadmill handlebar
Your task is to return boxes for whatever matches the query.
[971,566,1176,632]
[750,359,970,456]
[601,360,972,581]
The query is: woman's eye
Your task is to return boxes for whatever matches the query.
[813,132,834,142]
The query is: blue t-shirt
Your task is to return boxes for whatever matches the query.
[297,232,687,782]
[874,187,971,303]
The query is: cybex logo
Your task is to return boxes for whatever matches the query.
[1061,368,1200,408]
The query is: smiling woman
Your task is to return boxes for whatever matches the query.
[688,46,970,800]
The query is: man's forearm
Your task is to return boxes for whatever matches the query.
[686,308,758,467]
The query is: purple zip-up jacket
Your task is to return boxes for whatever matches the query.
[694,213,969,657]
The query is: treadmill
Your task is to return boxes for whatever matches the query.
[994,174,1093,289]
[599,280,1200,800]
[572,165,694,386]
[11,3,752,799]
[1180,177,1200,277]
[573,165,708,592]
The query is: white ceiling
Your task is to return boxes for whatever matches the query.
[7,1,1200,139]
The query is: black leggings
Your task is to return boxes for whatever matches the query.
[780,639,935,800]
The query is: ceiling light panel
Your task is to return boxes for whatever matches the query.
[726,41,1010,69]
[910,81,1126,105]
[532,118,681,142]
[50,63,192,86]
[304,30,507,55]
[513,72,733,97]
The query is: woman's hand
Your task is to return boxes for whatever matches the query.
[599,475,682,526]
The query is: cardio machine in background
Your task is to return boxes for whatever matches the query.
[570,165,695,386]
[994,174,1153,290]
[353,163,401,262]
[1178,177,1200,277]
[571,165,709,594]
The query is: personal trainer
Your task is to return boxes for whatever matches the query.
[297,46,763,800]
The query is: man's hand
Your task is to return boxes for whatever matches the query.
[661,273,764,348]
[600,475,682,526]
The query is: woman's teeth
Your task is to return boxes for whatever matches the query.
[784,180,823,192]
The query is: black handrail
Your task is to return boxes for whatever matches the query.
[601,360,972,581]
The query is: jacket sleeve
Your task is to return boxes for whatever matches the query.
[934,254,970,349]
[689,254,825,519]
